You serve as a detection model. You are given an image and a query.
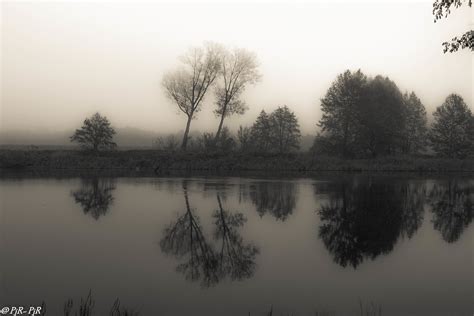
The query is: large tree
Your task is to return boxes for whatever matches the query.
[317,72,407,158]
[269,106,301,153]
[402,91,428,154]
[318,69,368,157]
[214,47,260,141]
[433,0,473,52]
[358,75,406,157]
[162,43,221,150]
[70,112,116,152]
[429,93,473,158]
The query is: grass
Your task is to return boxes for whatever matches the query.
[0,149,473,173]
[32,297,383,316]
[38,290,140,316]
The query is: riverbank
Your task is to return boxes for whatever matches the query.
[0,149,473,174]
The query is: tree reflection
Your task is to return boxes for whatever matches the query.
[160,182,258,287]
[248,181,297,221]
[213,194,258,281]
[71,178,116,220]
[160,181,219,287]
[400,183,425,239]
[428,179,473,243]
[317,178,425,268]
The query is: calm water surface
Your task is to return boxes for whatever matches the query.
[0,175,472,315]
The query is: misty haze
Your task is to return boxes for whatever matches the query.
[0,0,473,315]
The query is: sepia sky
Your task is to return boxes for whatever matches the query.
[1,0,472,135]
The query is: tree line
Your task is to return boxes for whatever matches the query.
[315,70,473,158]
[70,44,473,158]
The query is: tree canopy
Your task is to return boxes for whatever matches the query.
[429,94,473,158]
[70,112,117,151]
[316,70,415,158]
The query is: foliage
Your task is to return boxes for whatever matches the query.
[433,0,473,52]
[70,112,117,152]
[215,127,236,152]
[311,133,340,156]
[154,135,179,151]
[162,42,222,149]
[429,94,473,158]
[317,71,409,158]
[248,107,301,153]
[358,75,406,157]
[195,127,236,153]
[269,106,301,153]
[250,110,273,152]
[237,125,253,152]
[318,70,368,157]
[401,92,428,154]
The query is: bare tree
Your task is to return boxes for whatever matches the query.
[162,43,221,150]
[214,47,260,141]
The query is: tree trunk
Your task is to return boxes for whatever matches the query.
[181,115,193,150]
[214,107,227,141]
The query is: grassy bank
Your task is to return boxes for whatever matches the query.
[0,149,473,173]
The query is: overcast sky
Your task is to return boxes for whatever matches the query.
[1,0,472,135]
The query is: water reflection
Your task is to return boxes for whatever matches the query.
[316,179,425,268]
[244,181,297,221]
[428,179,473,243]
[400,183,426,239]
[213,194,259,281]
[71,178,116,220]
[160,181,258,287]
[160,181,218,287]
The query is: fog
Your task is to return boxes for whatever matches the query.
[1,0,472,139]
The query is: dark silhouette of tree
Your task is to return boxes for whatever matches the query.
[162,43,221,150]
[433,0,473,52]
[314,72,415,158]
[247,181,297,221]
[429,94,473,158]
[214,47,260,141]
[160,181,219,287]
[358,76,406,157]
[428,179,473,243]
[70,112,117,152]
[269,106,301,153]
[318,70,368,158]
[71,178,116,220]
[401,92,428,154]
[212,194,258,281]
[251,110,273,152]
[317,179,407,268]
